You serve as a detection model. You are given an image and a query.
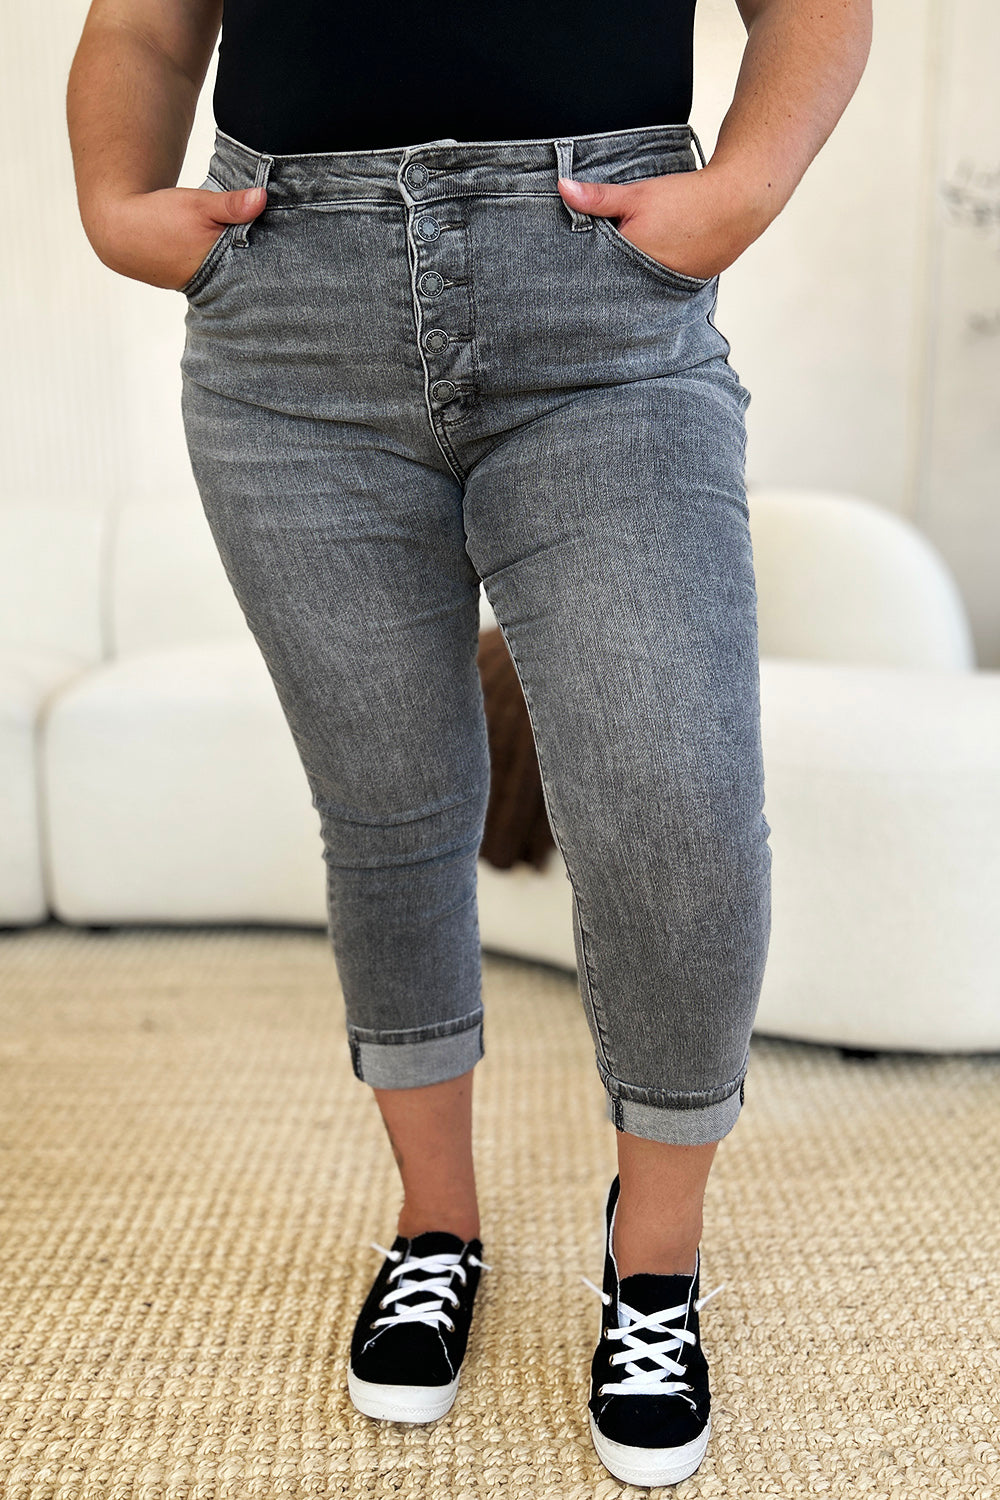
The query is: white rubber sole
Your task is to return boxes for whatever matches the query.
[589,1411,712,1487]
[348,1366,462,1424]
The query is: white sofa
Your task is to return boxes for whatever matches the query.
[746,493,999,1052]
[0,504,107,925]
[4,489,999,1052]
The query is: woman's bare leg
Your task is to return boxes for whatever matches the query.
[613,1132,720,1277]
[373,1067,481,1241]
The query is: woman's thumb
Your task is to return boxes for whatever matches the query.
[557,176,631,218]
[228,185,267,221]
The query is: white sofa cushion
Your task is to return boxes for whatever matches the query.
[748,487,976,669]
[756,655,1000,1049]
[43,640,326,924]
[0,646,94,924]
[476,855,574,970]
[0,502,106,924]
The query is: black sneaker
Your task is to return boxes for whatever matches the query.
[582,1175,725,1487]
[348,1230,490,1423]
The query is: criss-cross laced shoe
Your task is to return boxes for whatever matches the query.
[348,1230,490,1423]
[581,1175,726,1487]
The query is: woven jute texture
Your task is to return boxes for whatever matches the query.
[0,923,997,1500]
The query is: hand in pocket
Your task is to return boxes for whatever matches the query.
[557,168,763,282]
[92,183,268,292]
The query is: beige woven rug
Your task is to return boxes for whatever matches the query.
[0,924,997,1499]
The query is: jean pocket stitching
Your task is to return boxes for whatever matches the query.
[593,214,716,293]
[180,220,238,300]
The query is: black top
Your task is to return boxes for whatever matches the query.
[212,0,698,155]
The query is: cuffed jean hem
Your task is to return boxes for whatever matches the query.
[348,1010,484,1088]
[604,1076,746,1146]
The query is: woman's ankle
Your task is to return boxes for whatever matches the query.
[396,1205,482,1241]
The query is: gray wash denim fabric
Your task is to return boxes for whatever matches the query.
[179,122,772,1146]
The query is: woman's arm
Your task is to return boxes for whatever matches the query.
[67,0,265,289]
[709,0,874,238]
[557,0,873,279]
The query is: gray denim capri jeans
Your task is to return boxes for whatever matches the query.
[178,120,773,1148]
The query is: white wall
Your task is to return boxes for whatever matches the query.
[916,0,1000,672]
[5,0,1000,662]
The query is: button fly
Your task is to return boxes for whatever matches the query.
[404,162,429,188]
[408,194,476,419]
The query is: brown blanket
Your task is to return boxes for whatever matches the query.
[476,626,556,872]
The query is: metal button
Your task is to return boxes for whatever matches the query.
[416,215,441,240]
[419,271,445,296]
[404,162,429,189]
[423,328,450,353]
[430,380,458,403]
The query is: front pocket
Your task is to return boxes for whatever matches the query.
[179,221,238,299]
[593,214,716,294]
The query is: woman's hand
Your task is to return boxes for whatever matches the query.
[93,184,267,291]
[557,166,770,281]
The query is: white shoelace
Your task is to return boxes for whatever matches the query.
[581,1274,726,1406]
[369,1240,492,1333]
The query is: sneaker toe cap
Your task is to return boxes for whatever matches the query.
[591,1393,709,1450]
[352,1324,455,1387]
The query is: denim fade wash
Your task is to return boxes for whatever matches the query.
[179,122,773,1146]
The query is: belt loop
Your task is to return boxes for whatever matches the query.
[233,151,274,248]
[689,127,707,170]
[554,138,592,232]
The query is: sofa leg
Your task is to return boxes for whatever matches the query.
[837,1045,880,1062]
